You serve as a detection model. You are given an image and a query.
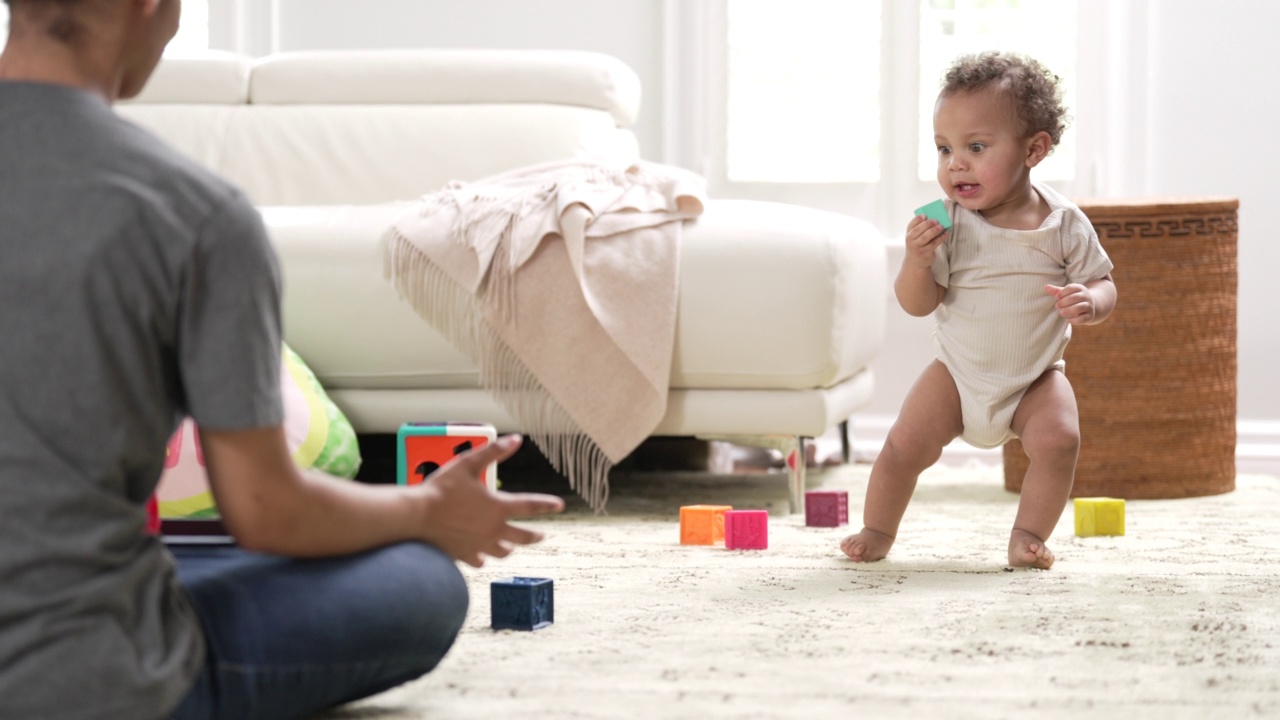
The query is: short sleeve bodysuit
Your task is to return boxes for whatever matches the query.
[930,182,1114,448]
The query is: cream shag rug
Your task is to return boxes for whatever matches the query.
[322,462,1280,720]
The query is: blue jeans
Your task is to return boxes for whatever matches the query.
[168,542,468,720]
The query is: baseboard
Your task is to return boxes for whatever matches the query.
[846,414,1280,478]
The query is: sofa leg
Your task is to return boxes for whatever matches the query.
[696,434,810,514]
[839,420,851,464]
[787,435,807,515]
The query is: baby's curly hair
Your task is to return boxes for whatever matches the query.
[942,52,1069,147]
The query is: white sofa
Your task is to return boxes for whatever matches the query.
[119,50,887,511]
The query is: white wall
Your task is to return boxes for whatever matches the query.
[1143,1,1277,424]
[262,0,1278,439]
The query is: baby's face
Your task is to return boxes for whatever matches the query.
[932,90,1038,215]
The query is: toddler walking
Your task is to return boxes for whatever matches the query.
[842,52,1116,569]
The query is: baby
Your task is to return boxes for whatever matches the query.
[842,52,1117,569]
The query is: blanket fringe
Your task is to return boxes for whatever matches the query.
[384,228,613,512]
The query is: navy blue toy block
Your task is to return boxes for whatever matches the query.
[491,577,554,631]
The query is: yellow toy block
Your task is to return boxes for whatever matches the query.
[1074,497,1125,537]
[679,505,733,545]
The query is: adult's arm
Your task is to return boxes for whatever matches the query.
[200,429,564,567]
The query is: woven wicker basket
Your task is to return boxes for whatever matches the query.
[1003,197,1238,499]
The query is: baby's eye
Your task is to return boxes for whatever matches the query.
[968,143,986,153]
[937,146,951,156]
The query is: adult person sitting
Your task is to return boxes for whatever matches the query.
[0,1,565,718]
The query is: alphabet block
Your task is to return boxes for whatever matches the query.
[804,490,849,527]
[724,509,769,550]
[491,577,554,631]
[914,198,952,230]
[679,505,733,545]
[1074,497,1125,537]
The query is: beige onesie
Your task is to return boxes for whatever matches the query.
[931,183,1114,449]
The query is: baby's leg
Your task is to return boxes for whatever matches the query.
[1007,369,1080,569]
[842,360,962,562]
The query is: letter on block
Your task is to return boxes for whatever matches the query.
[804,490,849,527]
[1074,497,1125,537]
[680,505,733,545]
[491,577,554,631]
[724,509,769,550]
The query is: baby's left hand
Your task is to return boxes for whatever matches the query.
[1044,284,1097,325]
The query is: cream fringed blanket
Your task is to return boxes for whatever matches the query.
[384,159,707,510]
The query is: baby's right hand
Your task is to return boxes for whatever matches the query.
[904,215,947,269]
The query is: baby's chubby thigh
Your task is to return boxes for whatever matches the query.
[886,360,964,465]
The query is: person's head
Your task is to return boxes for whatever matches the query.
[1,0,181,100]
[932,51,1067,214]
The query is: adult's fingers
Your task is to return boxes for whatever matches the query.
[499,524,547,547]
[501,492,566,518]
[442,434,524,477]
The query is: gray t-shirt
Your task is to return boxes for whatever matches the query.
[0,82,283,719]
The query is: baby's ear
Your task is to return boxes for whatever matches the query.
[1025,131,1053,168]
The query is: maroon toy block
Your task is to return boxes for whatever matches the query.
[724,509,768,550]
[804,489,849,527]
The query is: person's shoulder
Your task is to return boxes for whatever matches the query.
[112,117,241,201]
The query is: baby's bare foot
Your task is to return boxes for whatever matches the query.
[1008,528,1055,569]
[840,528,895,562]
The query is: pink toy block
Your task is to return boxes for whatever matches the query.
[804,490,849,527]
[724,509,768,550]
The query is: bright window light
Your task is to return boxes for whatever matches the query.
[165,0,211,56]
[917,0,1078,182]
[726,0,881,183]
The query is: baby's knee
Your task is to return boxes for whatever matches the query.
[1021,425,1080,462]
[882,427,947,468]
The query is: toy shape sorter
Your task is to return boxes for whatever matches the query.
[1073,497,1125,537]
[396,422,497,489]
[804,489,849,527]
[724,509,769,550]
[491,577,554,631]
[679,505,734,545]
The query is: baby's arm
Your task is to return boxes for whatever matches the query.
[1044,274,1117,326]
[896,215,947,316]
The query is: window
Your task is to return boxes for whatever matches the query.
[726,0,881,183]
[165,0,212,55]
[670,0,1089,233]
[916,0,1077,182]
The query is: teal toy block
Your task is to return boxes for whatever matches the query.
[396,422,498,489]
[914,199,952,230]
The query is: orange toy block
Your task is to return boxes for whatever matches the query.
[679,505,733,545]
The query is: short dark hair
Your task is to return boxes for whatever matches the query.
[941,51,1069,147]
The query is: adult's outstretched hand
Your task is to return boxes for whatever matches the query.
[414,434,565,567]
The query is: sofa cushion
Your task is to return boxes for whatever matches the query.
[263,198,885,394]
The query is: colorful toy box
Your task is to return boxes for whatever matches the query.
[396,422,498,489]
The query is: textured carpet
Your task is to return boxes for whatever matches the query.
[320,461,1280,720]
